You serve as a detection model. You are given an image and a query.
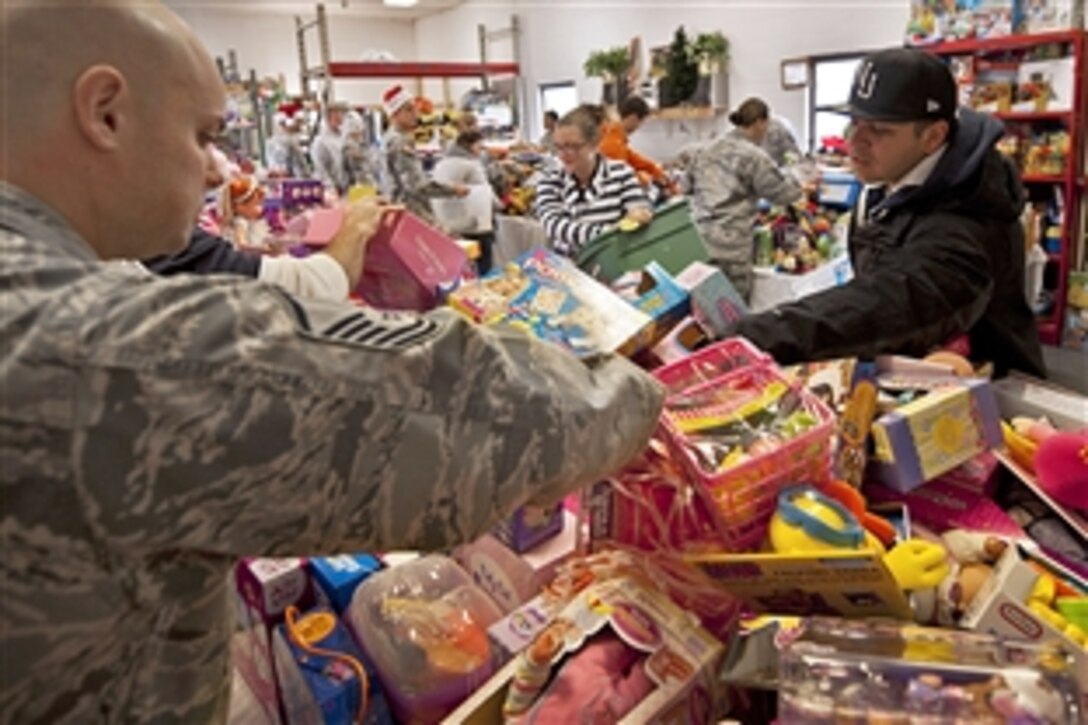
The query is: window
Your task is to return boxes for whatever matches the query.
[808,55,866,152]
[539,82,579,120]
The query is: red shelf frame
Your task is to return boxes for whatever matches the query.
[327,61,519,79]
[923,29,1081,55]
[925,30,1086,347]
[995,110,1074,122]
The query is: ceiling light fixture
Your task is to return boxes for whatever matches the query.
[383,0,420,7]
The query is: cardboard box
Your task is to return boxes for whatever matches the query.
[686,549,912,620]
[310,554,383,614]
[961,545,1088,710]
[869,379,1003,492]
[992,373,1088,431]
[232,558,315,723]
[492,503,564,554]
[444,576,723,724]
[613,262,691,346]
[447,249,654,358]
[674,261,747,338]
[358,209,468,311]
[457,511,580,613]
[749,255,853,314]
[650,316,712,367]
[272,606,394,725]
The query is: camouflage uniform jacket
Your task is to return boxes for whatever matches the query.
[0,182,663,723]
[761,117,802,167]
[683,132,802,297]
[383,127,458,223]
[310,127,348,194]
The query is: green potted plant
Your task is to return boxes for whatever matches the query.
[584,46,631,105]
[693,31,729,75]
[659,26,699,107]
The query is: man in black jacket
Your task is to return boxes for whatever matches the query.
[733,48,1045,377]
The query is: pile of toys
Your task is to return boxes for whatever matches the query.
[753,199,847,274]
[227,208,1087,724]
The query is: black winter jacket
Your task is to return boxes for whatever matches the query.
[143,228,261,278]
[734,109,1045,378]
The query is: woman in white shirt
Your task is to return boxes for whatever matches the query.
[433,131,500,273]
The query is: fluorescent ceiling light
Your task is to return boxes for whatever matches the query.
[383,0,419,7]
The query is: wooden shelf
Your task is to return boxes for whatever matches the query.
[994,110,1073,122]
[327,61,519,79]
[923,29,1082,55]
[652,107,724,121]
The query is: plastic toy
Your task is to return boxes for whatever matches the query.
[1034,431,1088,511]
[219,175,269,248]
[769,487,949,593]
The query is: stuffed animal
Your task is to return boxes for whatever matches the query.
[1034,431,1088,511]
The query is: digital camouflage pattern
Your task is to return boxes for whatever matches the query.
[0,181,663,723]
[683,131,802,300]
[761,117,802,168]
[382,127,459,224]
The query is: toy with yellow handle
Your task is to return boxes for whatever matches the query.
[1002,420,1039,473]
[770,487,948,591]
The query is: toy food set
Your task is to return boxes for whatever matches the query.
[574,199,711,283]
[492,502,565,554]
[778,617,1082,724]
[457,510,580,613]
[444,575,723,725]
[447,249,654,359]
[688,485,953,620]
[673,261,748,339]
[961,544,1088,696]
[654,347,836,548]
[310,554,384,615]
[233,558,317,725]
[868,377,1003,492]
[344,555,504,723]
[611,262,691,346]
[356,208,470,312]
[272,605,394,724]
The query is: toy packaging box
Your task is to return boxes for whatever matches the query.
[865,473,1025,538]
[447,249,654,359]
[687,549,913,620]
[673,261,747,339]
[650,316,712,368]
[272,606,395,725]
[357,209,469,312]
[611,261,691,346]
[457,510,580,613]
[991,372,1088,431]
[869,379,1003,492]
[442,575,724,724]
[492,502,565,554]
[233,558,316,725]
[310,554,383,615]
[961,544,1088,706]
[777,617,1083,724]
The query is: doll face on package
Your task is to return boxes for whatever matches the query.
[378,594,491,678]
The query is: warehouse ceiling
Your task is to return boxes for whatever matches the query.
[164,0,465,21]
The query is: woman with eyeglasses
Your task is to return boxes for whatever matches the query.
[534,104,652,257]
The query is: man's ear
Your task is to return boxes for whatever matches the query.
[922,119,950,154]
[72,65,129,151]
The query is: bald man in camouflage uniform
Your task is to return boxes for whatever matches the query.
[0,2,662,722]
[684,129,803,301]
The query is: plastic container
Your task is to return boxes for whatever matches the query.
[654,362,836,550]
[778,617,1083,724]
[653,337,773,396]
[344,556,503,723]
[574,199,710,282]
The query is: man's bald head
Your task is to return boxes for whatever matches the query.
[1,0,227,259]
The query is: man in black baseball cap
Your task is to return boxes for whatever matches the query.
[732,47,1044,378]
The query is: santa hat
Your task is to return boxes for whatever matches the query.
[382,84,413,116]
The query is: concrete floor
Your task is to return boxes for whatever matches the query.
[1044,345,1087,395]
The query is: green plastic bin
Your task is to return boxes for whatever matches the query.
[574,199,710,283]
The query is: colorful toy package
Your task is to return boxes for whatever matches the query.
[447,249,653,358]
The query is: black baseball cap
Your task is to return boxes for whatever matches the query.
[834,48,957,122]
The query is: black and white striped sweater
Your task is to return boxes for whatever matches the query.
[533,155,649,256]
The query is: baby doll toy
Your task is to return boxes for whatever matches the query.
[219,174,270,250]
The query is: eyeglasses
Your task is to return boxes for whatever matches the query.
[555,142,588,154]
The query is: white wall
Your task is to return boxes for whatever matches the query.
[173,7,417,105]
[415,0,910,158]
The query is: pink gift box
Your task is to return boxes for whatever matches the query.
[357,209,468,311]
[864,476,1025,538]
